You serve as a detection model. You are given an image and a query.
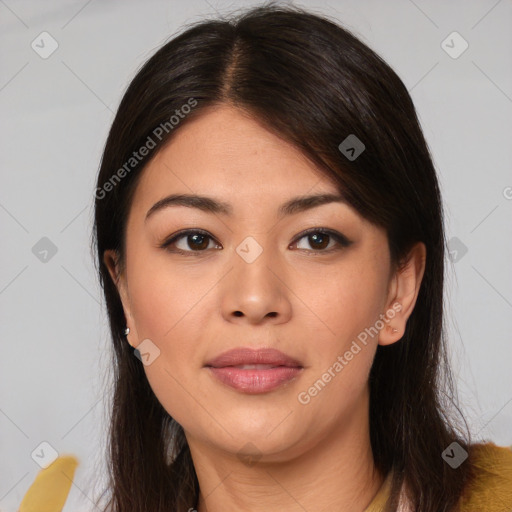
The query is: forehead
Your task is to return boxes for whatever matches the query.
[132,105,338,207]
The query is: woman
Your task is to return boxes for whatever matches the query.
[90,3,512,511]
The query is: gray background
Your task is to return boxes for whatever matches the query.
[1,0,511,510]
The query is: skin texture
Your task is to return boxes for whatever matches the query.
[104,104,426,512]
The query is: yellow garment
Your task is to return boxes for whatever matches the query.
[459,443,512,512]
[18,455,78,512]
[364,443,512,512]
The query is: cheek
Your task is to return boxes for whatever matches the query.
[125,261,209,427]
[293,271,383,414]
[293,258,387,401]
[125,250,217,385]
[127,248,211,341]
[304,262,386,343]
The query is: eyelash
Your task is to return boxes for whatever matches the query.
[159,227,353,257]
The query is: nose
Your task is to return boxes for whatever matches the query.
[220,239,292,325]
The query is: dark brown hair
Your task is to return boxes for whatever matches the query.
[91,2,477,510]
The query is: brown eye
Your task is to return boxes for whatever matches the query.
[292,228,352,253]
[302,232,330,250]
[179,233,210,251]
[161,229,221,254]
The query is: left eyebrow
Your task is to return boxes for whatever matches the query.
[145,192,349,222]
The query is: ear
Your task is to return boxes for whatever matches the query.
[378,241,426,346]
[103,249,137,347]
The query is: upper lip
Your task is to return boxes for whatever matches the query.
[205,347,303,368]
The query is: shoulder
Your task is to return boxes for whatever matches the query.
[458,442,512,512]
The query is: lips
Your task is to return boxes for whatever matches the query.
[204,347,303,369]
[204,347,304,394]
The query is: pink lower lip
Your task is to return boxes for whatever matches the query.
[206,366,303,393]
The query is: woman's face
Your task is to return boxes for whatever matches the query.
[105,104,420,463]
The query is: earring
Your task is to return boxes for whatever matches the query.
[391,328,398,333]
[124,327,130,336]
